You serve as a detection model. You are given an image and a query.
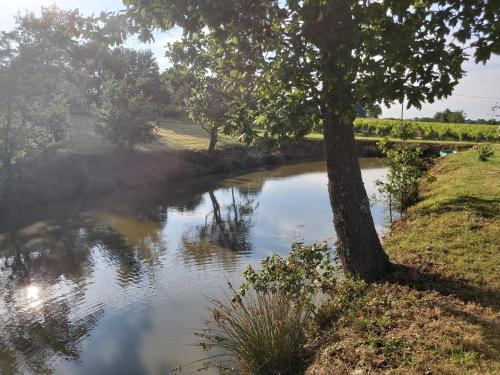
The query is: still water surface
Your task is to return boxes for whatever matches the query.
[0,159,387,375]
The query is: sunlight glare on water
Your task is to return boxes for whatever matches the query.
[25,284,43,309]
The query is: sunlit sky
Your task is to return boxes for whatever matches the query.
[1,0,499,120]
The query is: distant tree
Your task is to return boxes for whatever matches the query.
[356,103,382,118]
[187,75,231,151]
[100,47,168,110]
[165,41,257,151]
[94,76,158,150]
[9,6,130,113]
[368,105,383,119]
[434,109,466,123]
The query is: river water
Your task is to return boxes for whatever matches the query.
[0,159,388,375]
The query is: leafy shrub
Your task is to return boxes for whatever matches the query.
[474,144,494,161]
[390,121,417,140]
[376,139,433,221]
[419,123,438,139]
[240,242,336,302]
[94,76,158,150]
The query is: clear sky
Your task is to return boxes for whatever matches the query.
[1,0,499,120]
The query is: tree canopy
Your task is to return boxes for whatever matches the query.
[126,0,498,116]
[94,75,158,150]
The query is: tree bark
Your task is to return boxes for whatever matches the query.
[322,109,389,281]
[208,127,218,152]
[308,0,389,281]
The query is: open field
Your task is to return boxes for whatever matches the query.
[308,145,500,374]
[65,115,238,154]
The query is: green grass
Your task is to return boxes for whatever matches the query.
[65,114,238,154]
[309,145,500,375]
[306,132,484,145]
[65,115,115,154]
[156,117,238,150]
[386,145,500,289]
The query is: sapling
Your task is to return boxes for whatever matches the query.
[376,139,434,222]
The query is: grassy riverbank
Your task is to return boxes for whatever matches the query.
[307,132,487,145]
[308,145,500,374]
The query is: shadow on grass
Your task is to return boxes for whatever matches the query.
[384,262,500,362]
[438,300,500,361]
[417,195,500,218]
[386,263,500,310]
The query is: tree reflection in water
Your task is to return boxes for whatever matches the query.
[181,187,259,268]
[0,183,210,374]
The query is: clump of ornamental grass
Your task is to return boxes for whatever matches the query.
[199,286,311,375]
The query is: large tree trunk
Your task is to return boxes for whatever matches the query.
[309,0,389,281]
[322,109,389,280]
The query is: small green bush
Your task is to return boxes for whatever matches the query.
[376,139,433,221]
[474,144,494,161]
[390,121,417,140]
[240,242,336,301]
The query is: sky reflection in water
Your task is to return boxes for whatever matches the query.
[0,159,388,375]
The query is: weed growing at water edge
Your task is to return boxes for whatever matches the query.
[376,139,434,221]
[240,242,337,304]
